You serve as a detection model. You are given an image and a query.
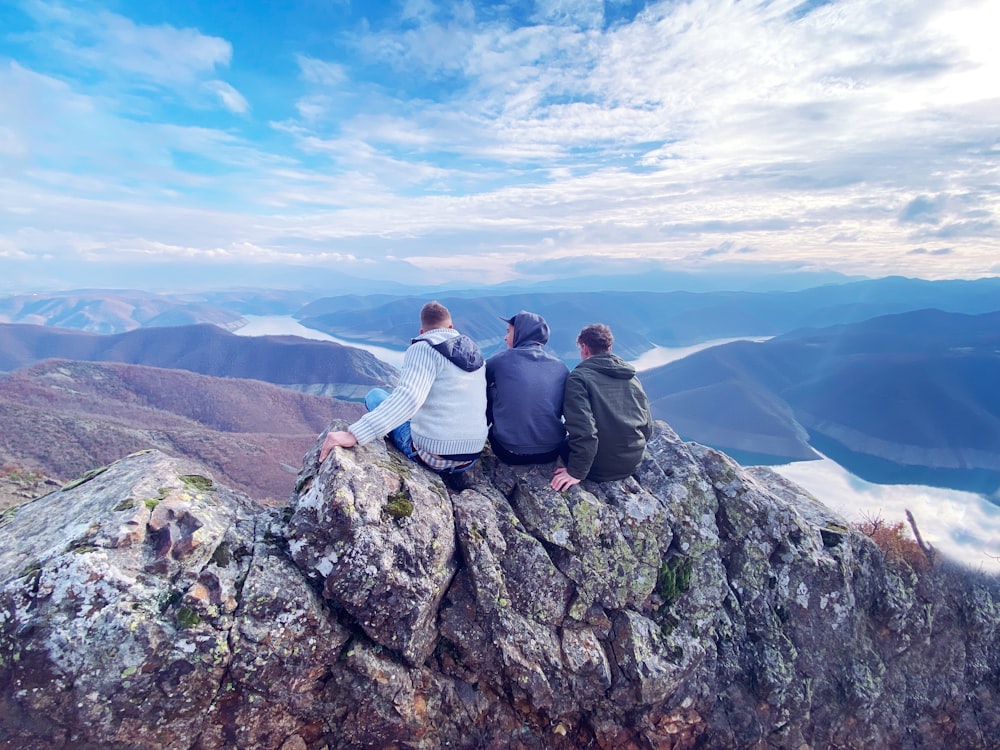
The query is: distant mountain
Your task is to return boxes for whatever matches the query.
[174,288,326,315]
[0,323,398,400]
[7,276,1000,351]
[0,288,344,334]
[297,276,1000,361]
[0,359,365,502]
[0,290,249,334]
[486,266,867,293]
[641,309,1000,494]
[300,289,830,360]
[296,293,425,318]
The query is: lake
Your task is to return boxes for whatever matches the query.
[234,314,407,367]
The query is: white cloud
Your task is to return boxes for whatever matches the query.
[89,9,232,84]
[25,1,232,81]
[15,1,243,108]
[0,125,28,159]
[773,455,1000,573]
[532,0,606,29]
[296,55,348,86]
[205,80,250,114]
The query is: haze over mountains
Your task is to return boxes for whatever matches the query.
[5,276,1000,346]
[299,276,1000,360]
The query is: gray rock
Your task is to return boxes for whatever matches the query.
[0,424,997,749]
[286,436,455,666]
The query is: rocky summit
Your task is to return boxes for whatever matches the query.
[0,424,997,749]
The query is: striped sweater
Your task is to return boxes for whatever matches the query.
[349,328,488,456]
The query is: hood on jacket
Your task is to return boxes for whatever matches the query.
[413,329,484,372]
[578,352,636,380]
[504,310,550,348]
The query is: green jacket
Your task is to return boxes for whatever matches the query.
[563,352,654,482]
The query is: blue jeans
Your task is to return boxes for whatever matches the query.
[365,388,478,475]
[365,388,418,461]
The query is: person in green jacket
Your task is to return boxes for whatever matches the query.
[551,323,654,491]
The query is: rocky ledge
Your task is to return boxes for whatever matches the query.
[0,423,997,749]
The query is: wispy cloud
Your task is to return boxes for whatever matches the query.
[28,3,225,70]
[205,80,249,115]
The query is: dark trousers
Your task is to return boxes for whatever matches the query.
[489,430,567,466]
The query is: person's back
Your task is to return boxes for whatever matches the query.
[486,311,568,464]
[320,300,487,474]
[409,326,488,457]
[564,351,651,481]
[552,323,653,490]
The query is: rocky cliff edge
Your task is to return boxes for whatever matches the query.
[0,423,997,749]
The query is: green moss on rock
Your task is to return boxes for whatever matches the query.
[176,606,201,629]
[60,465,109,491]
[657,555,693,608]
[384,488,414,518]
[179,474,214,492]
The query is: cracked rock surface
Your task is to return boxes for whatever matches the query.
[1,425,998,749]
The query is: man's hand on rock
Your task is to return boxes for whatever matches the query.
[320,431,358,462]
[550,467,581,492]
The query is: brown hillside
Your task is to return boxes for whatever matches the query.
[0,465,60,513]
[0,359,364,503]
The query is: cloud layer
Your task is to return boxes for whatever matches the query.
[1,0,998,289]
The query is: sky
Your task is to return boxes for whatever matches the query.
[2,0,999,291]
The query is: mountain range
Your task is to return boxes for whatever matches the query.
[0,289,245,334]
[0,359,364,502]
[297,276,1000,360]
[3,276,999,497]
[640,309,1000,495]
[5,276,1000,351]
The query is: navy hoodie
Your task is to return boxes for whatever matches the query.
[485,311,569,455]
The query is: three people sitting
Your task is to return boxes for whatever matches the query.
[321,302,653,486]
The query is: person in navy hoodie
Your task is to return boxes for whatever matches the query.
[486,310,569,465]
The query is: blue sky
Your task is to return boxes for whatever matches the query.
[1,0,998,291]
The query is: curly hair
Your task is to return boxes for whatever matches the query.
[576,323,613,354]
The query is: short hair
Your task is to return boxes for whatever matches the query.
[420,300,452,330]
[577,323,613,354]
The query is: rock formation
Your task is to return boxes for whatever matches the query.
[1,424,997,749]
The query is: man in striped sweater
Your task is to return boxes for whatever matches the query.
[320,301,488,474]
